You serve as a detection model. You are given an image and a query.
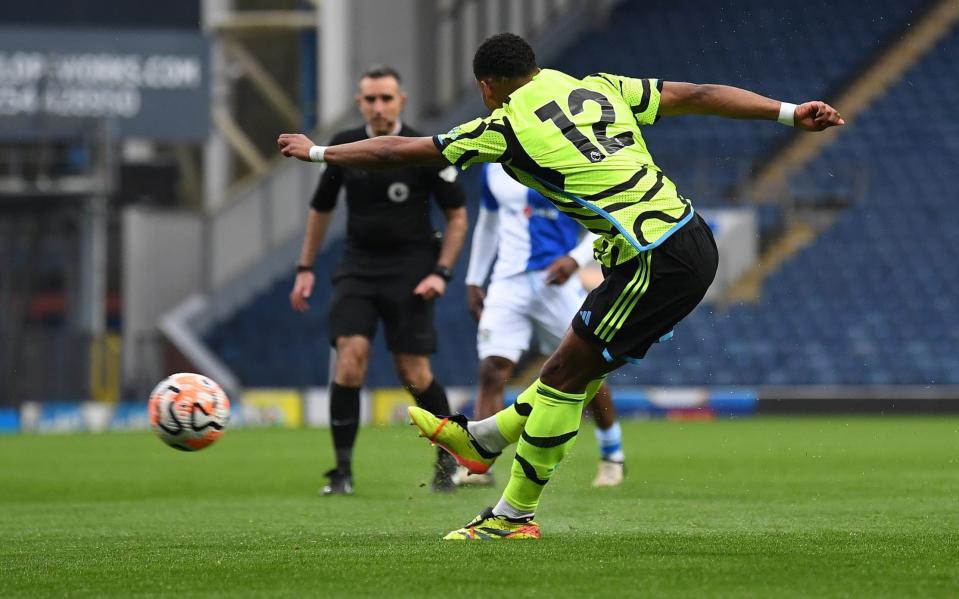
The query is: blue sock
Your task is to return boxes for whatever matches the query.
[595,421,624,462]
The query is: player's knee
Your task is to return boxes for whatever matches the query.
[539,355,566,385]
[539,354,590,393]
[539,334,608,392]
[479,356,512,390]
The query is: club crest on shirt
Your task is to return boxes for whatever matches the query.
[387,182,410,203]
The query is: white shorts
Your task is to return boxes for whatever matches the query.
[477,271,587,363]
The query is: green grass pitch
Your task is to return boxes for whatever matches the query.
[1,417,957,598]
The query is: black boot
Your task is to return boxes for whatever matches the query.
[321,467,354,495]
[431,450,457,493]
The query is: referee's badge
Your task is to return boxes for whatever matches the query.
[387,182,410,203]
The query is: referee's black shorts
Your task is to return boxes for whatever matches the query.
[328,251,437,355]
[571,213,719,363]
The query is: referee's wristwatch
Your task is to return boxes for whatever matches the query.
[432,265,453,282]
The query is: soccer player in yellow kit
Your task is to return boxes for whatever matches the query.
[279,33,843,539]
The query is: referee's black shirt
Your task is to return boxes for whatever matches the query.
[311,124,466,277]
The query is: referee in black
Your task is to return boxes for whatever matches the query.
[290,66,468,495]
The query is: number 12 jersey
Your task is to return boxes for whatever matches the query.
[434,68,694,268]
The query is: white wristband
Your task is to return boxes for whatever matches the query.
[308,145,327,163]
[778,102,797,127]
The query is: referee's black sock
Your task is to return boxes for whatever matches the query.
[329,382,361,474]
[412,379,456,476]
[410,378,451,416]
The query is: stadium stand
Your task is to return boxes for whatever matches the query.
[207,0,957,388]
[611,23,959,386]
[556,0,930,205]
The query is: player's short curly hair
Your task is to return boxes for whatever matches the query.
[472,33,537,80]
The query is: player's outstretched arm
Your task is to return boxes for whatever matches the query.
[658,82,845,131]
[277,133,449,169]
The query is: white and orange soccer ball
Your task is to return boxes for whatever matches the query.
[148,373,231,451]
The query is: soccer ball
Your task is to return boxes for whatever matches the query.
[148,373,230,451]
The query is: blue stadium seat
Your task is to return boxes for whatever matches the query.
[613,23,959,385]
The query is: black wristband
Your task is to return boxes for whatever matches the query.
[432,265,453,282]
[296,264,313,273]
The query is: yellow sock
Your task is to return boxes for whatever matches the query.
[501,380,586,513]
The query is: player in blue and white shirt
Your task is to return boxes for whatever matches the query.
[462,162,625,487]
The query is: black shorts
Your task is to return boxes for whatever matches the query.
[571,213,719,363]
[328,253,437,355]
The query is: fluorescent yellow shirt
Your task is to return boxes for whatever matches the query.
[434,69,694,266]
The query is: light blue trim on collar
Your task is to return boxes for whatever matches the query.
[602,348,615,362]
